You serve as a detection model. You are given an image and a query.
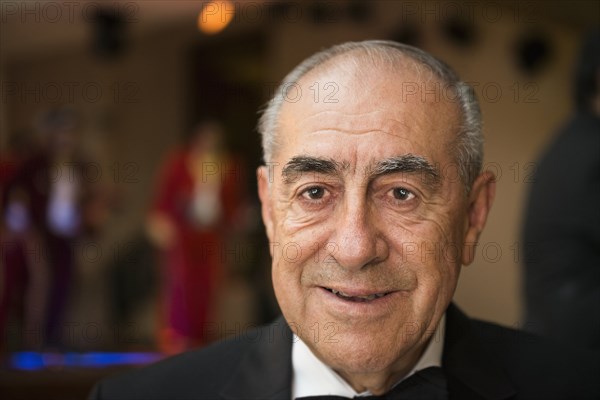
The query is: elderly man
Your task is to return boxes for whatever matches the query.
[90,41,598,399]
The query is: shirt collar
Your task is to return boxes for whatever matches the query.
[291,314,446,398]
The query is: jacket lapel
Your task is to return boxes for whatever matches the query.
[219,316,293,400]
[219,305,517,400]
[443,304,516,400]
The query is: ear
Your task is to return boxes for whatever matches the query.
[462,170,496,266]
[257,166,275,248]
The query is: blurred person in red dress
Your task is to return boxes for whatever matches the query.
[147,121,243,353]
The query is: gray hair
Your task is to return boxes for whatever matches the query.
[257,40,483,190]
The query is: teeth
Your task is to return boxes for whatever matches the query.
[328,288,387,301]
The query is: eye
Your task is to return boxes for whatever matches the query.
[302,186,326,200]
[391,187,415,201]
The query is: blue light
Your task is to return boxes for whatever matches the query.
[11,352,45,371]
[9,352,164,370]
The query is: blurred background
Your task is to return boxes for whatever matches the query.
[1,0,598,398]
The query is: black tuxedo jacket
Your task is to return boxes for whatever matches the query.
[89,304,599,399]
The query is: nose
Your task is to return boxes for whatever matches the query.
[328,197,388,272]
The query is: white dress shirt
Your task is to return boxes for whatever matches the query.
[291,314,446,398]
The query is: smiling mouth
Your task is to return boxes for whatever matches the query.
[323,287,391,302]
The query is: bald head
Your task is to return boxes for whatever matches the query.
[258,40,483,190]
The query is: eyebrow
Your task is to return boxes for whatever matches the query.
[281,154,441,190]
[367,154,441,190]
[282,156,346,184]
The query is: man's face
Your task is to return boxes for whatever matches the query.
[258,57,494,380]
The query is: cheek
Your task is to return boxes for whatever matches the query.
[275,204,337,268]
[385,214,462,300]
[269,193,339,314]
[272,258,303,322]
[396,207,464,263]
[270,240,319,318]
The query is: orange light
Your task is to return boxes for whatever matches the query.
[198,1,235,35]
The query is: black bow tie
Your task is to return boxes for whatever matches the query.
[295,366,448,400]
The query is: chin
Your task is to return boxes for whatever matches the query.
[305,328,410,375]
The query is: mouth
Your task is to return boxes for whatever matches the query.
[322,287,392,302]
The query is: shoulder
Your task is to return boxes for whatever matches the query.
[469,317,593,366]
[463,313,600,399]
[488,322,599,398]
[89,332,253,400]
